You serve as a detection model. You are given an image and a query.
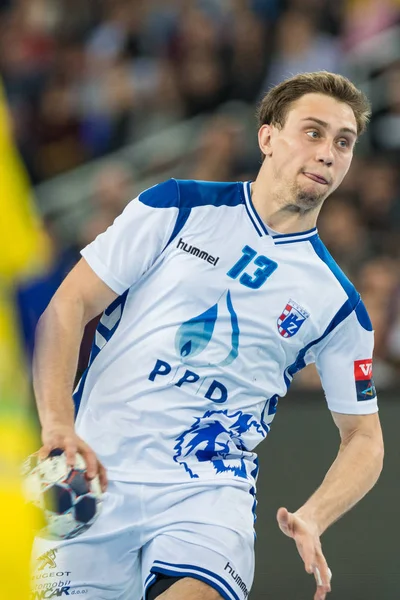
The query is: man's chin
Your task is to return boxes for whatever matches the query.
[295,190,326,211]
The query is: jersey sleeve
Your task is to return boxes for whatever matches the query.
[80,179,180,294]
[312,300,378,414]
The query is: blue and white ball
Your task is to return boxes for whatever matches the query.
[22,449,102,540]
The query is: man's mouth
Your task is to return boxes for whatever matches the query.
[303,172,329,185]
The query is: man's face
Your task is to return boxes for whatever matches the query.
[259,93,358,210]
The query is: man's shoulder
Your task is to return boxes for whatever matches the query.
[138,179,245,211]
[308,235,359,308]
[173,178,245,209]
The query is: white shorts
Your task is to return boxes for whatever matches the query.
[31,480,255,600]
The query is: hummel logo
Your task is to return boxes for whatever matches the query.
[177,238,220,266]
[224,562,249,598]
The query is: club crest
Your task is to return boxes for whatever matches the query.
[277,299,309,338]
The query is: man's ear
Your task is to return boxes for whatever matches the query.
[258,124,274,158]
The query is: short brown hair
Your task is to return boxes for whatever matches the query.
[256,71,371,136]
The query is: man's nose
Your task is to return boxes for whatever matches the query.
[316,142,334,167]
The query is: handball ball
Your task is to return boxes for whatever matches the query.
[22,448,102,540]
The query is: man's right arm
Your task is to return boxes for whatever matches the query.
[34,179,181,486]
[33,258,118,489]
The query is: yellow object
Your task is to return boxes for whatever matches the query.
[0,421,41,600]
[0,78,49,599]
[0,80,50,280]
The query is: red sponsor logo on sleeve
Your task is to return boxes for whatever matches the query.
[354,359,373,381]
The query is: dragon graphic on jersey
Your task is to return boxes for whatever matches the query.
[174,409,265,479]
[175,290,239,368]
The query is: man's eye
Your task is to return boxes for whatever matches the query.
[337,139,349,148]
[306,130,319,139]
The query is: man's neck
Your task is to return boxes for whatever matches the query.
[250,179,321,235]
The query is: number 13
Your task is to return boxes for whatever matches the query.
[227,245,278,289]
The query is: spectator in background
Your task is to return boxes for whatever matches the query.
[332,153,364,200]
[139,0,181,57]
[92,161,133,219]
[189,114,244,182]
[261,8,343,91]
[172,6,230,117]
[177,48,228,118]
[317,196,373,279]
[0,4,56,182]
[356,159,400,256]
[370,62,400,155]
[226,4,270,102]
[80,51,137,156]
[34,72,85,178]
[132,57,184,138]
[343,0,399,50]
[15,212,78,361]
[85,0,141,65]
[387,285,400,374]
[289,0,343,37]
[78,161,134,247]
[356,257,400,388]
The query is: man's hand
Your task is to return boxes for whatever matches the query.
[39,424,108,492]
[277,507,332,600]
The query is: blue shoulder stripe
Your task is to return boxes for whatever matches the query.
[308,236,359,306]
[355,298,373,331]
[175,179,244,208]
[284,238,362,388]
[286,297,357,381]
[141,179,244,247]
[140,178,244,210]
[139,178,180,208]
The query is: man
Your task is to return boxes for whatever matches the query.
[32,72,384,600]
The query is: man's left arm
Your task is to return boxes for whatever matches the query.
[277,298,384,599]
[277,411,383,600]
[296,411,384,534]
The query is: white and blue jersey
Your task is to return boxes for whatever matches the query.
[74,179,378,490]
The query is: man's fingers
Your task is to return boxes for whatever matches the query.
[313,564,332,596]
[38,446,50,461]
[79,446,108,491]
[313,565,332,600]
[300,540,317,574]
[277,507,289,524]
[98,462,108,493]
[314,552,332,587]
[277,506,332,599]
[314,567,323,586]
[39,441,75,464]
[300,543,331,596]
[80,446,98,479]
[65,440,78,468]
[37,433,106,494]
[276,507,292,536]
[36,436,106,499]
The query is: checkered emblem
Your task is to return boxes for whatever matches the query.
[277,299,309,338]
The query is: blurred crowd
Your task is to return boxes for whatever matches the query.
[2,0,400,389]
